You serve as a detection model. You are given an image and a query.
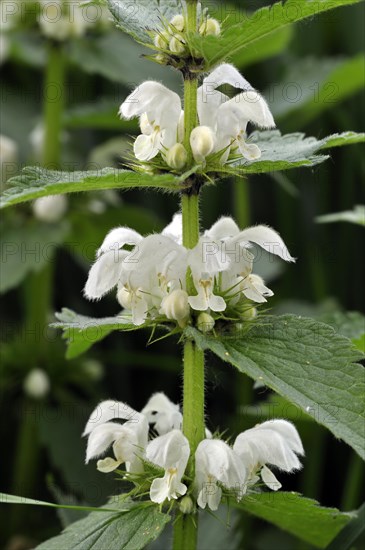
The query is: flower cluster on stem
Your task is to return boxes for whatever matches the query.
[84,393,304,510]
[84,214,294,329]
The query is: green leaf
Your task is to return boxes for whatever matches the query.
[187,314,365,459]
[234,492,354,548]
[229,131,364,174]
[0,166,188,209]
[0,221,69,293]
[191,0,364,68]
[316,205,365,226]
[68,30,181,89]
[0,493,117,513]
[35,499,170,550]
[325,502,365,550]
[317,311,365,340]
[107,0,184,43]
[232,26,293,68]
[268,54,365,129]
[52,308,142,359]
[271,55,365,129]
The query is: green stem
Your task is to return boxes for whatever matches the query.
[181,193,200,248]
[173,513,198,550]
[10,400,40,534]
[182,341,205,465]
[173,4,203,550]
[23,262,54,358]
[233,177,250,228]
[43,42,66,167]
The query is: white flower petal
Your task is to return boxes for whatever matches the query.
[84,250,128,299]
[86,422,124,462]
[83,400,142,436]
[231,225,295,262]
[197,483,222,511]
[256,420,304,456]
[221,91,275,130]
[204,63,255,93]
[134,133,161,161]
[141,392,182,435]
[119,81,181,125]
[146,429,190,473]
[261,465,282,491]
[162,213,183,244]
[196,439,246,490]
[233,423,303,473]
[205,217,240,241]
[150,472,187,503]
[237,140,262,161]
[97,457,122,473]
[147,430,190,504]
[97,227,142,257]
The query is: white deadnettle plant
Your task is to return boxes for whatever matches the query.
[83,392,182,474]
[119,63,274,167]
[84,213,294,326]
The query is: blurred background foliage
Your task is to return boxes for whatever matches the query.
[0,0,364,549]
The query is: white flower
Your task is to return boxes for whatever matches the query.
[23,368,50,399]
[38,0,91,41]
[141,392,182,435]
[83,400,149,474]
[0,134,17,183]
[233,420,304,490]
[197,63,275,162]
[195,439,247,510]
[146,429,190,503]
[32,195,68,223]
[187,236,228,312]
[119,82,182,161]
[205,216,295,304]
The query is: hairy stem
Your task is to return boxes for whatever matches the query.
[173,3,204,550]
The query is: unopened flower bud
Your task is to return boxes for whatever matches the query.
[197,312,215,333]
[82,359,104,381]
[160,289,190,326]
[169,35,186,54]
[241,307,257,320]
[190,126,216,164]
[23,368,50,399]
[154,31,170,49]
[155,53,166,64]
[179,495,194,514]
[166,143,188,170]
[32,195,68,223]
[199,18,221,36]
[0,134,18,183]
[169,14,185,32]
